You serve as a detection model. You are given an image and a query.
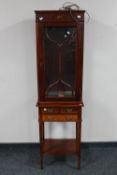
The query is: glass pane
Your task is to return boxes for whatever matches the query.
[44,27,76,98]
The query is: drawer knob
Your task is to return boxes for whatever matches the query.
[39,16,44,21]
[77,15,81,19]
[43,108,47,112]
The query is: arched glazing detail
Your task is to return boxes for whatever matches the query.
[44,27,77,97]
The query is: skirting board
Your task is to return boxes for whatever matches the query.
[0,142,117,148]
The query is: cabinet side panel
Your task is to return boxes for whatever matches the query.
[76,16,84,101]
[36,22,45,101]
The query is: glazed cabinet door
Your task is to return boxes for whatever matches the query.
[36,12,84,102]
[44,27,77,99]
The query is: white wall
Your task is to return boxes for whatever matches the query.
[0,0,117,142]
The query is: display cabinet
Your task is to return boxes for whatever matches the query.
[35,10,85,169]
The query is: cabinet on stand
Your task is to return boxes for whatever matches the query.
[35,10,85,169]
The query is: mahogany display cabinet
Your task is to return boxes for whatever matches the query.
[35,10,85,169]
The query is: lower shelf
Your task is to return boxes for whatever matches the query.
[42,139,78,155]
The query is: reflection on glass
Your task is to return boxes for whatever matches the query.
[44,27,76,97]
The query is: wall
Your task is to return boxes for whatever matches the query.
[0,0,117,142]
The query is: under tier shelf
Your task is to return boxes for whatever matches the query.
[42,139,79,155]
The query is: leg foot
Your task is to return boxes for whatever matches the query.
[78,155,80,169]
[40,156,43,169]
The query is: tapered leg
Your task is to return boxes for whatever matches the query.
[76,120,81,169]
[40,153,43,169]
[39,121,44,169]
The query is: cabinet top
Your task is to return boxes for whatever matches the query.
[35,10,85,14]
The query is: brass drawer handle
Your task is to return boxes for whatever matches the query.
[77,15,81,19]
[43,108,54,113]
[39,16,44,21]
[43,108,47,112]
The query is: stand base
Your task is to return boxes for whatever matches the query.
[40,139,80,169]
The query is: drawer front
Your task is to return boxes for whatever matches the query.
[41,114,80,122]
[41,107,59,114]
[41,107,80,114]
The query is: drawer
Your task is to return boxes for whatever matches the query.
[41,114,80,122]
[41,107,80,114]
[60,108,79,113]
[41,108,59,114]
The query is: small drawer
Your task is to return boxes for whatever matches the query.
[60,108,79,114]
[41,108,59,114]
[41,114,80,122]
[41,107,80,114]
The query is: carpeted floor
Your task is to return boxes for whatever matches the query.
[0,144,117,175]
